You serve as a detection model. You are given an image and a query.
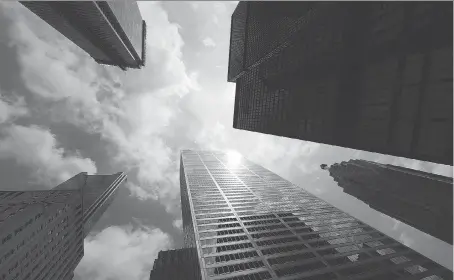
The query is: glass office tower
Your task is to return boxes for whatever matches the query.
[180,150,452,280]
[20,1,147,70]
[228,2,453,166]
[324,159,453,245]
[0,190,84,280]
[0,172,126,280]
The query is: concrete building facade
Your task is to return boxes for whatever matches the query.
[324,159,453,245]
[228,2,453,166]
[179,150,452,280]
[20,1,147,70]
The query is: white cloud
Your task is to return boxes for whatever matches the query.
[0,125,97,185]
[75,225,172,280]
[202,37,216,48]
[2,2,198,203]
[0,93,28,123]
[172,219,183,231]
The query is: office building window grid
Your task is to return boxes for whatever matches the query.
[229,2,453,166]
[181,150,451,280]
[0,191,84,280]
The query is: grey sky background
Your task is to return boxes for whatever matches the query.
[0,2,452,280]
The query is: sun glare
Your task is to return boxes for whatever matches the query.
[226,150,242,167]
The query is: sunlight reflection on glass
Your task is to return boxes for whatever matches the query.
[226,150,242,167]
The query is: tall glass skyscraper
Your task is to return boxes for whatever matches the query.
[20,1,147,70]
[180,150,452,280]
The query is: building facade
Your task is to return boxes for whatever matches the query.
[180,150,452,280]
[228,2,453,166]
[20,1,147,70]
[0,172,126,280]
[324,159,453,245]
[0,190,84,280]
[149,248,202,280]
[53,172,127,237]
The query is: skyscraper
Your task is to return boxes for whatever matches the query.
[228,2,453,166]
[0,189,84,280]
[179,150,452,280]
[20,1,147,70]
[0,172,126,280]
[149,248,202,280]
[53,172,127,237]
[323,159,453,245]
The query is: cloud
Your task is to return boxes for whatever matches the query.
[202,37,216,47]
[0,125,97,185]
[2,2,198,203]
[75,225,172,280]
[172,219,183,231]
[0,92,28,123]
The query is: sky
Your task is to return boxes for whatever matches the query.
[0,2,452,280]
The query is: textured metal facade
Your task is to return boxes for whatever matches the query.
[180,150,452,280]
[21,1,146,70]
[228,2,453,166]
[0,190,84,280]
[326,159,453,245]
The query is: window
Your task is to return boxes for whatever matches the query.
[202,242,253,255]
[244,219,281,226]
[404,264,428,275]
[251,230,293,240]
[268,251,316,266]
[217,271,272,280]
[201,235,249,247]
[199,223,241,232]
[247,224,287,233]
[275,260,326,277]
[256,236,299,247]
[205,251,259,265]
[296,272,338,280]
[338,261,385,277]
[207,260,264,276]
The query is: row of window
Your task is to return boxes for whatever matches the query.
[207,260,265,276]
[201,235,249,247]
[199,228,244,239]
[216,270,272,280]
[205,250,259,265]
[198,222,241,232]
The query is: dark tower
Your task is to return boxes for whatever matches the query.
[324,159,453,245]
[228,2,453,166]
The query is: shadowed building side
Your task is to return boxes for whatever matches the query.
[53,172,127,237]
[20,1,147,70]
[324,159,453,245]
[228,2,453,166]
[149,248,201,280]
